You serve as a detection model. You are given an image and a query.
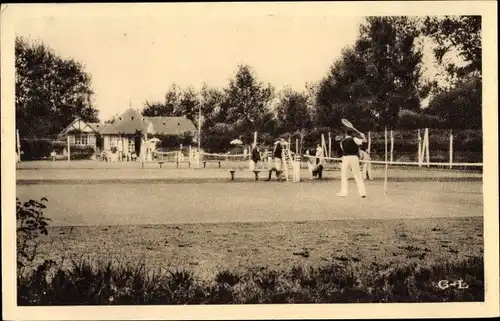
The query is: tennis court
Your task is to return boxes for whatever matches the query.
[16,162,483,227]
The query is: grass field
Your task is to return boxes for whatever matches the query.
[32,217,483,278]
[15,163,484,304]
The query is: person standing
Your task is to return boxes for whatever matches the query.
[266,137,285,181]
[250,143,260,170]
[306,149,316,179]
[337,129,367,198]
[314,143,324,179]
[359,147,373,180]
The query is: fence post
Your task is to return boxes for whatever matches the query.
[328,132,332,158]
[367,131,371,153]
[417,129,422,167]
[390,130,394,163]
[16,129,21,163]
[384,127,388,194]
[67,135,71,167]
[449,129,453,169]
[294,155,301,182]
[425,128,430,167]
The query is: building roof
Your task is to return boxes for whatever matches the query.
[87,123,107,133]
[100,109,149,135]
[146,116,197,135]
[99,108,197,135]
[59,118,105,137]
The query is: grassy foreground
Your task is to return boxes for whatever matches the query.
[18,255,483,304]
[17,217,484,304]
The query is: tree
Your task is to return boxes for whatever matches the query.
[275,87,312,134]
[316,17,424,130]
[142,83,181,117]
[15,37,99,138]
[198,84,226,149]
[177,86,200,121]
[422,16,482,129]
[424,75,482,129]
[422,16,481,79]
[220,65,275,135]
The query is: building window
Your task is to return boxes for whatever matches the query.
[74,135,89,145]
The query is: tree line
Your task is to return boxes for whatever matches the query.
[15,16,482,153]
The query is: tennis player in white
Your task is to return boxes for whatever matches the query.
[337,129,367,198]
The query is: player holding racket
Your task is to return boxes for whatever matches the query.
[337,120,367,198]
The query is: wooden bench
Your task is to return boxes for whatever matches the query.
[229,170,261,181]
[203,160,222,168]
[141,161,165,168]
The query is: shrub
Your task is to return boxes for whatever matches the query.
[18,255,484,305]
[21,139,53,160]
[16,197,50,269]
[70,145,95,160]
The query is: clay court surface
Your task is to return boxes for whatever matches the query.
[16,161,484,275]
[16,161,483,227]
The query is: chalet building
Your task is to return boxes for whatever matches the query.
[57,118,106,159]
[58,109,197,161]
[99,108,197,161]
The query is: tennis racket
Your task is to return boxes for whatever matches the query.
[341,118,362,135]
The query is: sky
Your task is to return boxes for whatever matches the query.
[12,4,449,122]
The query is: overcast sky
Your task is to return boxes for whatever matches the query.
[12,3,450,121]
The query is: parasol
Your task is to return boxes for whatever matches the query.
[230,139,243,145]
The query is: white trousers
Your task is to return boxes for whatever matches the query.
[362,161,373,180]
[339,155,367,196]
[274,158,283,171]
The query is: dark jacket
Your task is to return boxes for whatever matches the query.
[273,143,283,158]
[251,147,261,162]
[341,137,360,156]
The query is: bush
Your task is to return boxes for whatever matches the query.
[158,133,195,150]
[18,255,483,305]
[21,140,53,160]
[70,145,95,160]
[17,197,50,269]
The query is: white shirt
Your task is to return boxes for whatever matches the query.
[359,150,370,160]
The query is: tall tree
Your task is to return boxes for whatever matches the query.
[177,86,200,121]
[422,15,481,79]
[422,16,482,129]
[142,83,181,117]
[15,37,99,137]
[221,65,275,135]
[275,87,312,134]
[316,17,424,130]
[198,84,227,130]
[425,76,482,129]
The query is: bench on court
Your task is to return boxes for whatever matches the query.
[141,161,165,169]
[229,170,261,181]
[203,160,222,168]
